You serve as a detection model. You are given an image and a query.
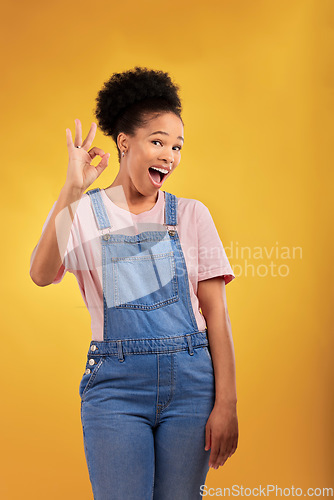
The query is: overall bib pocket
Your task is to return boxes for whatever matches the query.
[113,252,178,310]
[104,233,179,311]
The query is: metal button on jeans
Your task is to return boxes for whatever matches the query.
[85,368,91,375]
[91,345,98,352]
[89,359,95,366]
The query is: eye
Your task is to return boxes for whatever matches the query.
[152,140,182,151]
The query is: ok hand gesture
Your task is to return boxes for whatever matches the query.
[65,119,110,192]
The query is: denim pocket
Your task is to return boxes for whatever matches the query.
[114,251,178,310]
[79,354,106,400]
[103,231,180,310]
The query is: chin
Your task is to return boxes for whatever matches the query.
[135,183,157,198]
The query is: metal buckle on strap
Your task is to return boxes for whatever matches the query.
[101,227,113,241]
[164,224,177,237]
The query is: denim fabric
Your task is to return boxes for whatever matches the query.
[79,189,215,499]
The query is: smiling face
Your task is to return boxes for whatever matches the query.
[116,111,184,199]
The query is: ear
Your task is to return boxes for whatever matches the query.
[117,132,129,152]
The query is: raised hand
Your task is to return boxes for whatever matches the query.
[65,119,110,192]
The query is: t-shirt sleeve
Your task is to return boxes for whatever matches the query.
[41,201,70,284]
[196,201,235,285]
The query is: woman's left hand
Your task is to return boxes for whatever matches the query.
[205,401,239,469]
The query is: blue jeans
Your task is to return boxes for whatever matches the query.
[80,340,215,499]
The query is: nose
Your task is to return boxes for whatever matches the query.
[159,149,174,168]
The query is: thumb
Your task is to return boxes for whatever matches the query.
[205,425,211,451]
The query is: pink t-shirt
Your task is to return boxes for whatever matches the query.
[41,189,235,341]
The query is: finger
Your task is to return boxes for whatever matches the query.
[208,443,220,468]
[88,146,106,160]
[66,128,74,151]
[82,122,97,150]
[74,119,83,147]
[229,437,238,457]
[219,454,229,467]
[222,435,235,462]
[204,426,211,451]
[217,446,230,466]
[93,153,110,178]
[212,437,229,468]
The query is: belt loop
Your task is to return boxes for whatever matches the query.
[186,335,194,356]
[117,340,124,362]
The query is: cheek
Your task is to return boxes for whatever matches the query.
[147,145,158,157]
[174,154,181,166]
[136,144,155,160]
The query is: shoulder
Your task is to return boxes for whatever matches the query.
[174,193,208,211]
[80,191,93,204]
[78,191,98,211]
[174,194,211,220]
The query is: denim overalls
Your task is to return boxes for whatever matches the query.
[79,188,215,500]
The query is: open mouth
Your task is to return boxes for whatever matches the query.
[148,167,168,186]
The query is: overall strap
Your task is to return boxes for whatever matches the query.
[164,191,178,227]
[86,188,111,230]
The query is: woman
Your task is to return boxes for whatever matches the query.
[30,67,238,500]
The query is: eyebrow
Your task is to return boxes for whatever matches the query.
[149,131,184,142]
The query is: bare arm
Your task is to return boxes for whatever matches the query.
[30,184,85,286]
[197,275,238,469]
[198,276,237,405]
[29,119,110,286]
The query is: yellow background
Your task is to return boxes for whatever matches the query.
[1,0,333,498]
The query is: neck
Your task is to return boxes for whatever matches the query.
[104,171,159,214]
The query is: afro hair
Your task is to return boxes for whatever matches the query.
[94,66,182,159]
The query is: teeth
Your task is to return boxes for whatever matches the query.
[151,166,168,175]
